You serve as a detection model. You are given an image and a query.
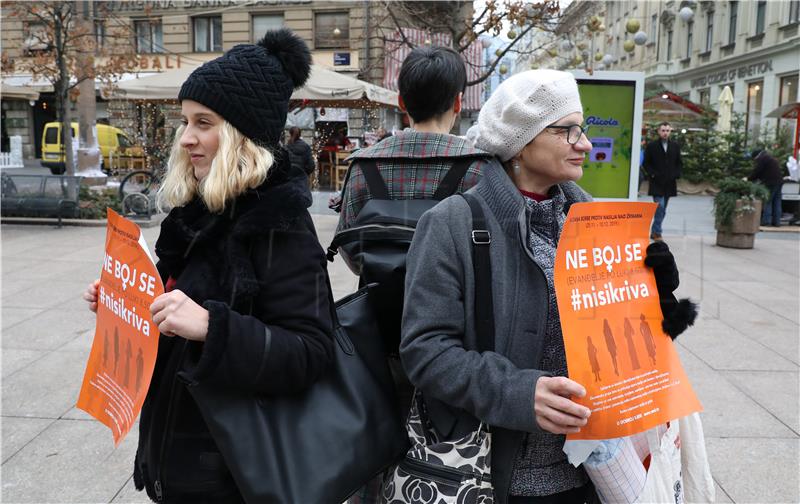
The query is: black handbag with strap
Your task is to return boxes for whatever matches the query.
[188,279,409,503]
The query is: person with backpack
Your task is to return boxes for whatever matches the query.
[400,70,697,503]
[335,46,491,231]
[82,29,334,503]
[331,44,492,380]
[330,45,492,504]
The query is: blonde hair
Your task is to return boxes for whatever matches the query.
[158,121,273,213]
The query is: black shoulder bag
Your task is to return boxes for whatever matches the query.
[188,277,409,503]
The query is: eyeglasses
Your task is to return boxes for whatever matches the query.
[545,124,589,145]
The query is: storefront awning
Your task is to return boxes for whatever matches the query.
[766,101,800,120]
[643,91,713,129]
[109,63,398,108]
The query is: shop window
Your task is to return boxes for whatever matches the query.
[779,75,798,130]
[315,12,349,49]
[194,16,222,52]
[252,14,284,42]
[134,19,163,53]
[746,81,763,144]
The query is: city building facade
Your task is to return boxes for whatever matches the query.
[518,0,799,146]
[1,1,480,163]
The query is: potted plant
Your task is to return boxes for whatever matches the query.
[713,177,770,249]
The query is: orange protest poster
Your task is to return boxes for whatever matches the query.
[76,208,164,446]
[554,201,702,440]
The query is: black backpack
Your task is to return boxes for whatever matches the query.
[327,157,478,350]
[327,157,479,413]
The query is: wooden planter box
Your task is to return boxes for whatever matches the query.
[716,199,762,249]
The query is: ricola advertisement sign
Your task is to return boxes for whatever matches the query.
[572,71,645,201]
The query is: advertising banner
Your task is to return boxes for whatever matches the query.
[573,71,644,201]
[554,201,702,440]
[76,209,164,445]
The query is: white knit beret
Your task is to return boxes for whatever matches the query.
[467,70,583,162]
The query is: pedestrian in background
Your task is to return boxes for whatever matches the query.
[642,122,683,241]
[83,29,333,503]
[377,126,392,141]
[402,70,695,503]
[748,148,784,227]
[285,126,315,177]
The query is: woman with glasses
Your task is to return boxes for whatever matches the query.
[401,70,693,503]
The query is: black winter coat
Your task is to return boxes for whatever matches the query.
[285,138,315,176]
[748,153,784,187]
[133,154,334,503]
[643,139,683,197]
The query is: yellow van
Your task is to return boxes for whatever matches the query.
[41,122,140,174]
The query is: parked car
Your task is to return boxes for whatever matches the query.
[41,122,143,174]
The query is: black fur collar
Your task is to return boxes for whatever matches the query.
[155,149,312,303]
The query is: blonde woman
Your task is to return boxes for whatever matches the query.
[82,30,333,503]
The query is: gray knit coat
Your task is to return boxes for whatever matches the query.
[401,160,592,502]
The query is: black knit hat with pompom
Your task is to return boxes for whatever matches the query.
[178,28,311,147]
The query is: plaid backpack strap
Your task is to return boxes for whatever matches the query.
[432,157,475,200]
[359,159,390,200]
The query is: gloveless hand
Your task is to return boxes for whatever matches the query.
[534,376,591,435]
[150,289,209,341]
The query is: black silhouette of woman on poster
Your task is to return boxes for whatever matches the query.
[135,347,144,394]
[603,319,619,376]
[587,336,601,382]
[113,327,120,376]
[640,314,657,365]
[624,318,640,370]
[123,339,132,388]
[103,330,109,368]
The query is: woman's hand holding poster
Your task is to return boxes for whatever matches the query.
[77,209,164,446]
[555,202,702,440]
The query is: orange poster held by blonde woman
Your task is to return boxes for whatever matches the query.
[77,208,164,446]
[554,201,702,440]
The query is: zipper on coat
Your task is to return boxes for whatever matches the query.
[154,343,187,502]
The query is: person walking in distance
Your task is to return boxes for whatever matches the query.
[748,149,784,227]
[285,126,315,178]
[642,122,683,241]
